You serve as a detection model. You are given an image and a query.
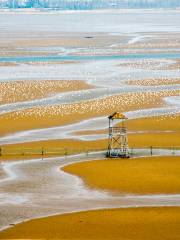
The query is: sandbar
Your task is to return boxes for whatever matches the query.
[63,156,180,195]
[0,207,180,239]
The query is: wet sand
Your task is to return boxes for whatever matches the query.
[0,34,128,52]
[0,90,179,136]
[1,31,180,56]
[1,132,179,155]
[0,152,180,233]
[121,113,180,131]
[74,113,180,135]
[0,10,180,238]
[0,107,179,148]
[0,207,180,239]
[0,166,6,179]
[63,156,180,195]
[0,106,179,151]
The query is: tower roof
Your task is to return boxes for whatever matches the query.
[108,112,127,120]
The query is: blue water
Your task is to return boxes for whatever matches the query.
[0,53,180,63]
[1,0,180,9]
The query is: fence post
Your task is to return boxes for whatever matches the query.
[172,147,175,155]
[42,147,44,156]
[150,146,153,156]
[0,147,1,157]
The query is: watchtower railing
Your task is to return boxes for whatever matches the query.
[109,127,127,134]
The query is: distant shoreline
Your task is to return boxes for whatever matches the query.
[0,8,180,14]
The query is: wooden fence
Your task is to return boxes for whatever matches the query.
[0,146,179,158]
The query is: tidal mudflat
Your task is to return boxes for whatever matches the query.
[0,9,180,239]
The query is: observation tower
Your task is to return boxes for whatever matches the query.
[107,112,129,158]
